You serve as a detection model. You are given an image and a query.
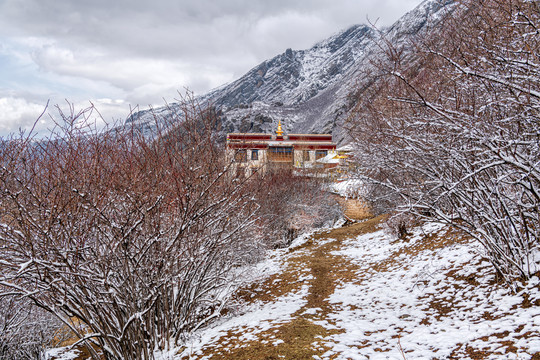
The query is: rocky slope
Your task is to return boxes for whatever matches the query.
[125,0,453,143]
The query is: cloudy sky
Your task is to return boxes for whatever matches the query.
[0,0,423,136]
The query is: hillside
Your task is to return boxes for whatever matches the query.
[35,0,540,358]
[49,217,540,359]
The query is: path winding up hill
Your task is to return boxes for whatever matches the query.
[180,216,540,359]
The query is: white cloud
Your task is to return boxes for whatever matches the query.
[0,96,133,137]
[0,0,424,135]
[0,97,48,135]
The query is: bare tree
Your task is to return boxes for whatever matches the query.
[0,98,259,359]
[251,169,341,248]
[348,0,539,284]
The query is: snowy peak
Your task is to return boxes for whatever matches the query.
[203,24,374,109]
[312,24,370,53]
[125,0,454,141]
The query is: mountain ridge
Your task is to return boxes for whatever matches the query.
[126,0,453,143]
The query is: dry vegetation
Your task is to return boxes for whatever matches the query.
[0,99,338,360]
[180,214,539,359]
[2,0,539,357]
[348,0,540,284]
[186,216,385,360]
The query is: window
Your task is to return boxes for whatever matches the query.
[234,149,247,162]
[315,150,328,160]
[268,146,293,162]
[251,149,259,161]
[303,150,310,162]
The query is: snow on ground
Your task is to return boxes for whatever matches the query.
[179,282,311,359]
[46,219,540,359]
[233,220,346,289]
[45,347,80,360]
[323,223,540,359]
[178,221,347,359]
[331,179,365,198]
[178,219,540,359]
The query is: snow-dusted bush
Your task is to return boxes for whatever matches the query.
[0,99,260,359]
[348,0,540,284]
[383,212,418,241]
[251,169,341,248]
[0,294,64,360]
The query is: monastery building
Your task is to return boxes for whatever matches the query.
[226,121,338,175]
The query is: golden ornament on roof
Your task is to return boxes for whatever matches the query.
[276,120,284,137]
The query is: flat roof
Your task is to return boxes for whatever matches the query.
[227,133,269,136]
[268,141,335,146]
[226,133,332,136]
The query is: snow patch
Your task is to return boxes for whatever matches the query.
[45,347,80,360]
[180,284,310,359]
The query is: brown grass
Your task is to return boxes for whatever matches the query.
[233,259,309,305]
[194,318,338,360]
[47,318,104,360]
[186,216,386,359]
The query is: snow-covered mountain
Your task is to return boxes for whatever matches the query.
[202,24,373,109]
[126,0,453,143]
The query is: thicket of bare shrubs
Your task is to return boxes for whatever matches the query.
[348,0,539,284]
[251,169,341,248]
[0,294,65,360]
[0,99,338,359]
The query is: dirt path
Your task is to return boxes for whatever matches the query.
[182,216,385,359]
